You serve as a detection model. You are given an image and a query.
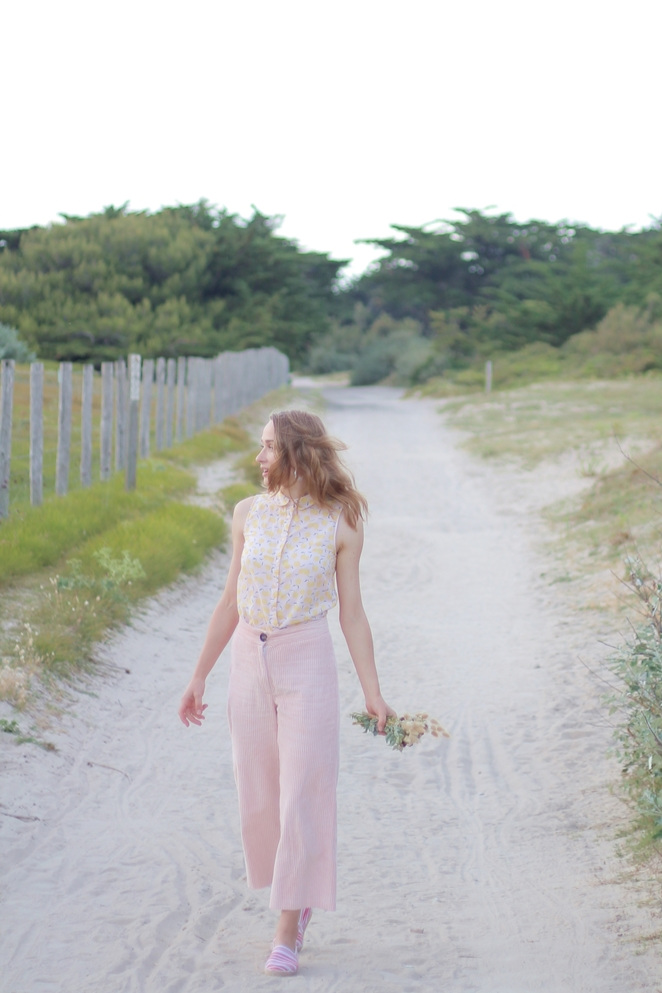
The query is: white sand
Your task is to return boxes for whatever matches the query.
[1,384,659,993]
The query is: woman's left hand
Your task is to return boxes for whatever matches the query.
[364,695,397,734]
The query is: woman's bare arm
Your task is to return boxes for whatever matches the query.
[336,514,395,732]
[178,497,252,726]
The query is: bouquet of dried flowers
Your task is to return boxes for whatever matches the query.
[351,711,449,751]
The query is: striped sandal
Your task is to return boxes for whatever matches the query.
[264,944,299,976]
[296,908,313,953]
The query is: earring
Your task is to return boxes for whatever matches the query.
[293,468,298,480]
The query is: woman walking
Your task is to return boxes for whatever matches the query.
[178,409,394,976]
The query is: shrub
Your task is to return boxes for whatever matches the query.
[351,339,395,385]
[608,555,662,841]
[562,296,662,376]
[350,329,428,386]
[305,320,365,375]
[0,322,35,362]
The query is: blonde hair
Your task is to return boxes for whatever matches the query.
[267,409,367,528]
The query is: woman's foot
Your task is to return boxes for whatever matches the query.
[264,945,298,976]
[296,908,313,952]
[272,908,299,953]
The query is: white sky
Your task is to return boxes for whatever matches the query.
[3,0,660,277]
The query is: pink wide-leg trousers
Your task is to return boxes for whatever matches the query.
[228,617,339,910]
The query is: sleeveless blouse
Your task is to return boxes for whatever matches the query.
[237,491,341,630]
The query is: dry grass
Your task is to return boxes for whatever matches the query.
[440,377,662,595]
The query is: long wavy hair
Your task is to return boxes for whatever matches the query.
[266,409,367,528]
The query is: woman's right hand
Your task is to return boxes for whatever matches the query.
[178,678,207,727]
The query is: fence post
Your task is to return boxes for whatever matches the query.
[155,357,166,451]
[166,358,176,448]
[186,357,197,439]
[115,360,127,471]
[213,354,223,424]
[140,358,154,458]
[56,362,73,496]
[100,362,113,480]
[80,363,94,488]
[29,362,44,507]
[202,358,213,430]
[229,352,238,415]
[176,357,186,443]
[194,358,203,432]
[126,354,141,491]
[0,359,15,519]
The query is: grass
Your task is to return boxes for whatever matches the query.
[0,412,251,583]
[0,461,195,582]
[0,381,298,712]
[438,377,662,574]
[0,409,262,707]
[10,504,228,682]
[440,377,662,467]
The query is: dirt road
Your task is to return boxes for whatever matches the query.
[1,385,658,993]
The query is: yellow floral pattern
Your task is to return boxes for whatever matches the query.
[237,492,341,630]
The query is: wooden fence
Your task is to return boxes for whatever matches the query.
[0,346,289,518]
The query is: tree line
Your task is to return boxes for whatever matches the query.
[0,202,343,366]
[1,202,661,384]
[321,209,662,384]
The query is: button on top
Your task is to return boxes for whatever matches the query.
[260,632,268,642]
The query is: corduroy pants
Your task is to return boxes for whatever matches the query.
[228,617,339,910]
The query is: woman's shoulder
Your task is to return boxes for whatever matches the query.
[336,509,364,552]
[233,494,261,528]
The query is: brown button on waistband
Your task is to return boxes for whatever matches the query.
[260,632,268,642]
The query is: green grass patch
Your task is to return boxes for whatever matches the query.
[158,418,250,466]
[0,461,195,584]
[0,413,240,696]
[75,503,227,596]
[3,504,227,685]
[0,380,308,708]
[0,414,253,586]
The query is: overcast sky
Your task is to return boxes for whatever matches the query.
[3,0,660,276]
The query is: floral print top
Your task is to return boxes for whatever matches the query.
[237,491,341,630]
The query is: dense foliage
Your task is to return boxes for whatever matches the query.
[0,202,345,364]
[1,203,660,379]
[310,209,662,384]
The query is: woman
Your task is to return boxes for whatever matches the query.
[178,409,394,976]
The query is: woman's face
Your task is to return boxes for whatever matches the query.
[256,420,277,483]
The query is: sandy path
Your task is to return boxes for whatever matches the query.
[1,385,659,993]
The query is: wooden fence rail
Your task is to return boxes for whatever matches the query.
[0,346,289,519]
